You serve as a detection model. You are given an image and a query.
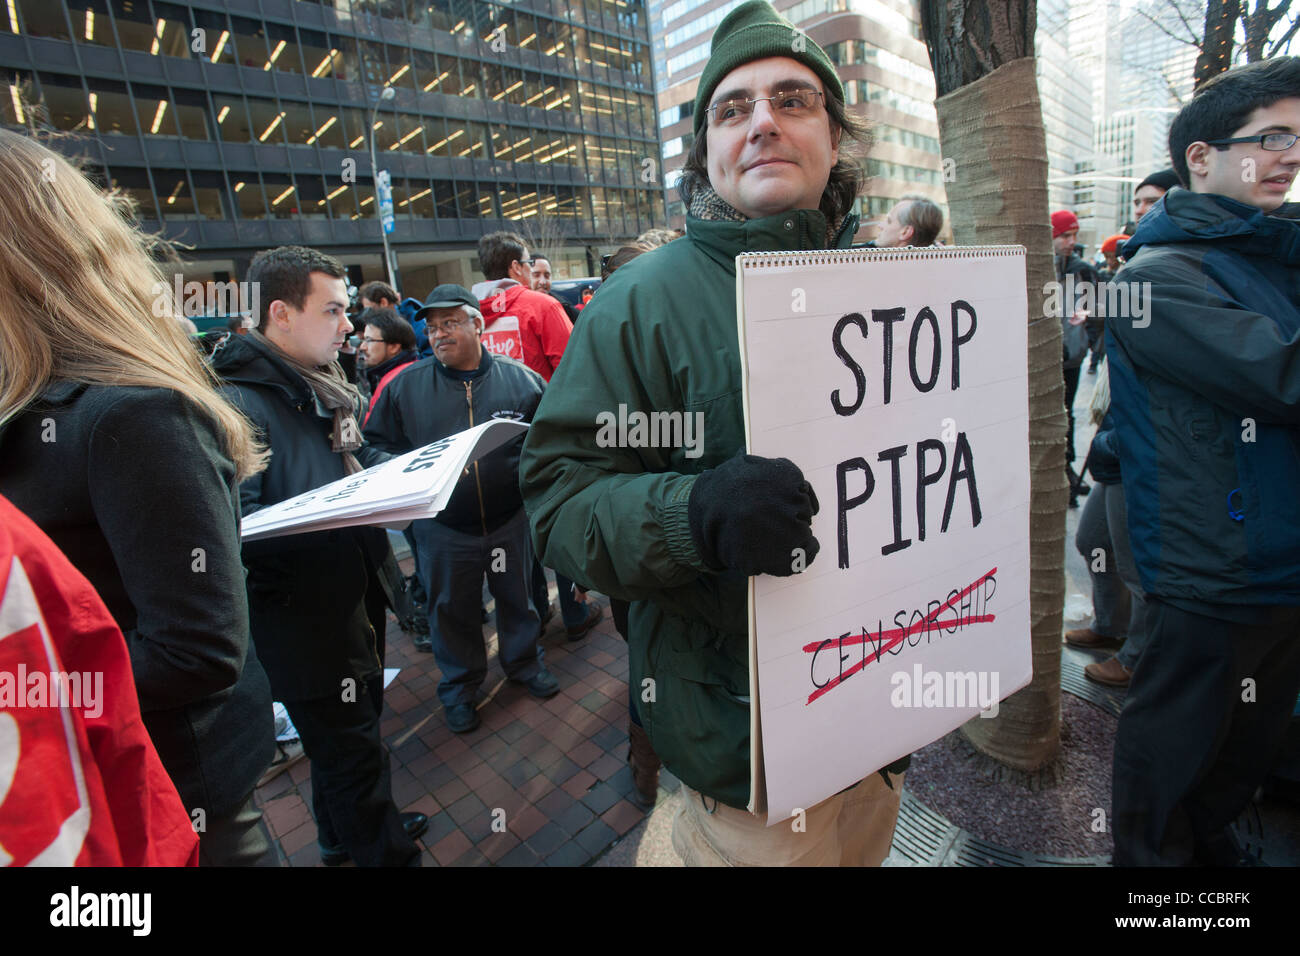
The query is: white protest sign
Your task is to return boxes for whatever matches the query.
[240,419,527,541]
[736,246,1032,822]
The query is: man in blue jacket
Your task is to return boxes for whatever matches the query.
[1106,56,1300,866]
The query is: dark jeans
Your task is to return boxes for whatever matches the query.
[198,793,275,867]
[1063,364,1081,464]
[1111,599,1300,865]
[414,510,541,706]
[610,598,641,728]
[283,673,419,867]
[531,557,587,629]
[1075,481,1147,661]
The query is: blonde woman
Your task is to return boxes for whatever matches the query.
[0,130,275,866]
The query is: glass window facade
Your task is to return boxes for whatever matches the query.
[3,0,665,255]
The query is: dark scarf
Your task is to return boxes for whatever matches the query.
[250,330,365,475]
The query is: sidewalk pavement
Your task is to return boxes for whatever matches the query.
[252,367,1115,867]
[255,582,656,866]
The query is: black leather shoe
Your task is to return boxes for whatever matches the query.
[514,668,560,699]
[446,701,481,733]
[320,842,349,866]
[319,812,429,866]
[401,811,428,842]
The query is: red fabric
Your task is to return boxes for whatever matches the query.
[478,283,573,381]
[0,495,198,867]
[363,355,416,426]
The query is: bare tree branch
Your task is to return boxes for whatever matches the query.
[1267,13,1300,54]
[1134,6,1205,49]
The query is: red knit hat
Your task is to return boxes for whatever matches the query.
[1051,210,1079,238]
[1100,233,1128,255]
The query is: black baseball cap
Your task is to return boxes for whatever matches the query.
[416,284,479,319]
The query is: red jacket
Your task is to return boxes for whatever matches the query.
[475,281,573,381]
[0,495,198,867]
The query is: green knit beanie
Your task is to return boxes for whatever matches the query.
[693,0,844,135]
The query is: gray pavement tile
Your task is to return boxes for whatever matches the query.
[579,690,612,713]
[541,756,583,786]
[525,822,568,857]
[531,742,564,769]
[573,819,617,855]
[535,787,575,818]
[498,842,541,867]
[592,723,626,752]
[580,781,621,815]
[485,746,522,774]
[424,811,458,846]
[447,792,488,826]
[502,756,541,788]
[450,848,491,867]
[499,719,530,744]
[421,762,458,791]
[545,841,590,867]
[553,800,596,837]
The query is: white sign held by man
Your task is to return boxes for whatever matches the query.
[736,246,1032,822]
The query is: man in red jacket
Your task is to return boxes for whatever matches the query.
[471,231,573,382]
[0,495,198,866]
[471,232,601,640]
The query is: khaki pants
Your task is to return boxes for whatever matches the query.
[672,772,904,866]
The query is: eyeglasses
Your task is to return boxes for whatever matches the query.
[707,88,825,128]
[1205,132,1300,151]
[361,336,387,345]
[429,314,473,335]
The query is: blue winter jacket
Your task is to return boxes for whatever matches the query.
[1106,188,1300,613]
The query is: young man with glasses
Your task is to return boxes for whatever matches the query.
[521,1,906,866]
[1105,56,1300,865]
[364,285,561,734]
[358,307,419,425]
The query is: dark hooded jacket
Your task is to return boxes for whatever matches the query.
[1107,188,1300,616]
[211,333,390,701]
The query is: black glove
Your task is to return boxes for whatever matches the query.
[688,451,820,576]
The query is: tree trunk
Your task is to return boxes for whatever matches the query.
[1195,0,1240,86]
[919,0,1062,774]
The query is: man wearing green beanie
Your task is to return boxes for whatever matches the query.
[520,0,906,865]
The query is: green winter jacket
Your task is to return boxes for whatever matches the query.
[520,207,859,808]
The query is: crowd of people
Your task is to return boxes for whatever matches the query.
[0,0,1297,868]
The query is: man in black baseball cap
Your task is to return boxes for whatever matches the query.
[365,282,560,734]
[416,283,480,317]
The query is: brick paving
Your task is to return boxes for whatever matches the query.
[253,574,661,867]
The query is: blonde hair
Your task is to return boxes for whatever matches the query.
[0,130,265,480]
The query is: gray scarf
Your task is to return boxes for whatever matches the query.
[682,172,849,245]
[251,330,365,475]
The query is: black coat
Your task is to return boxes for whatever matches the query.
[363,349,544,535]
[0,383,274,817]
[212,334,391,702]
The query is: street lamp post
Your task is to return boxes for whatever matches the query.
[368,85,397,290]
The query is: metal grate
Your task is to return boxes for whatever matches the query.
[1060,647,1127,716]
